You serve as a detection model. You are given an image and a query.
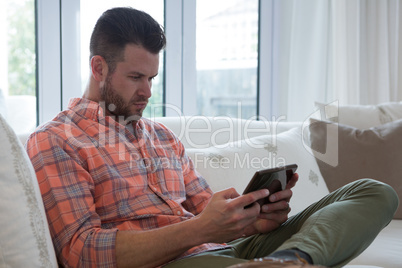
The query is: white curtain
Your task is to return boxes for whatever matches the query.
[271,0,402,121]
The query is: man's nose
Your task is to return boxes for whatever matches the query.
[138,79,152,99]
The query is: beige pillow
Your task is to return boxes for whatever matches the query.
[309,119,402,219]
[0,114,58,267]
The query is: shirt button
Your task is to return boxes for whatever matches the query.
[177,211,182,216]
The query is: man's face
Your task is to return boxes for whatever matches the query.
[100,44,160,122]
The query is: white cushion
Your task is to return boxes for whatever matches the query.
[315,101,402,129]
[186,127,329,216]
[5,95,37,135]
[0,114,58,267]
[155,116,301,149]
[347,220,402,268]
[0,88,6,119]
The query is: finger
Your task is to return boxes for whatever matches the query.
[243,201,261,215]
[233,189,269,208]
[286,173,299,189]
[216,187,241,200]
[261,200,290,213]
[269,189,293,203]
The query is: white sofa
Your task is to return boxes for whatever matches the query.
[155,111,402,268]
[1,101,401,267]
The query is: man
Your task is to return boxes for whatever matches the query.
[26,7,398,268]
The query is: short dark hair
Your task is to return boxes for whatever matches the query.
[89,7,166,72]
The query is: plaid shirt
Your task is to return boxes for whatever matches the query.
[26,98,227,268]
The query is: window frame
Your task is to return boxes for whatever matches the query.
[36,0,62,124]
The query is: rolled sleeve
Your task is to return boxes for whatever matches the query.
[179,143,213,215]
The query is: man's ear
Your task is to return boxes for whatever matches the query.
[90,55,108,82]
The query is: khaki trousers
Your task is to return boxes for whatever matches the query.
[165,179,399,268]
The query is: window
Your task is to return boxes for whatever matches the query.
[35,1,400,130]
[37,0,273,124]
[0,0,36,135]
[196,0,259,118]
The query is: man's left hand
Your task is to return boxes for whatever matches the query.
[243,172,299,235]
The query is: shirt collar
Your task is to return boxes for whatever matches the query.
[68,98,105,121]
[67,98,143,127]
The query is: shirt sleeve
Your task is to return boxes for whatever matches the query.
[178,140,213,215]
[26,130,118,268]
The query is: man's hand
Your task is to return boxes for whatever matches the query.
[244,172,299,235]
[194,187,270,243]
[116,174,297,268]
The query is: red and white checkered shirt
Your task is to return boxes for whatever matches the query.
[26,98,227,267]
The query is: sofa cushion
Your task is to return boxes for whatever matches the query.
[155,116,302,149]
[0,88,6,118]
[309,119,402,219]
[4,95,37,135]
[315,101,402,129]
[186,127,329,216]
[346,220,402,267]
[0,114,58,267]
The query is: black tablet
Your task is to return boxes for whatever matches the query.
[243,164,298,206]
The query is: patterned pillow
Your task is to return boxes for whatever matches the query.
[0,114,58,267]
[186,127,329,216]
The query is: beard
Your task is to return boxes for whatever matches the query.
[100,75,147,122]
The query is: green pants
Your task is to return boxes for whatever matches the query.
[165,179,399,268]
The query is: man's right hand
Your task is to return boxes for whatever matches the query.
[116,188,270,268]
[194,187,270,243]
